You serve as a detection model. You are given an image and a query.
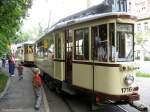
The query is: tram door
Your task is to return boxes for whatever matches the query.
[65,29,73,83]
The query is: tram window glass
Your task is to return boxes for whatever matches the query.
[74,28,89,60]
[66,29,73,60]
[43,39,49,56]
[55,33,61,59]
[37,42,44,58]
[48,37,54,53]
[116,24,134,61]
[24,45,28,54]
[92,24,107,62]
[109,23,115,62]
[28,45,33,54]
[48,37,55,60]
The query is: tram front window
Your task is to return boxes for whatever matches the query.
[116,24,134,61]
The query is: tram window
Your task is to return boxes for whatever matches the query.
[74,28,89,60]
[48,44,54,53]
[55,33,61,59]
[36,41,44,58]
[92,24,107,61]
[28,46,33,53]
[43,39,49,56]
[116,24,134,61]
[109,23,116,62]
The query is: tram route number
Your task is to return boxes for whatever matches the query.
[121,87,133,93]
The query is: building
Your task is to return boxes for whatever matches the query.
[128,0,150,32]
[127,0,150,60]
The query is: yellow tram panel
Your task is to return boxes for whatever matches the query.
[24,53,34,62]
[54,61,65,81]
[72,63,93,90]
[94,66,122,95]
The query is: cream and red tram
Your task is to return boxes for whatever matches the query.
[34,10,144,109]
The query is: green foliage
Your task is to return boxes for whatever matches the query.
[0,72,8,93]
[135,29,150,45]
[136,71,150,78]
[18,24,45,43]
[0,0,32,56]
[144,56,150,61]
[14,31,30,43]
[135,32,144,45]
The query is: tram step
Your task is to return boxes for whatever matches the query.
[62,82,76,95]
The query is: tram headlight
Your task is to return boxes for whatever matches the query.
[124,75,134,85]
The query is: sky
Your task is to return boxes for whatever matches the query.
[22,0,104,32]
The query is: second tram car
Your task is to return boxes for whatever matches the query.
[34,4,147,111]
[16,41,35,66]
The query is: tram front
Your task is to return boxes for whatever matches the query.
[92,19,140,103]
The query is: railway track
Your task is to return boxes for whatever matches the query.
[117,105,129,112]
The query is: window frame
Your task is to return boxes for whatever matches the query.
[116,23,134,62]
[74,28,89,60]
[91,24,108,62]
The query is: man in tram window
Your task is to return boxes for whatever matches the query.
[97,43,107,61]
[95,34,108,61]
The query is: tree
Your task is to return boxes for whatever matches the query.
[135,29,150,45]
[0,0,32,56]
[14,32,30,43]
[135,29,150,60]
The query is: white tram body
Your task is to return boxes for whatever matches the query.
[35,11,140,104]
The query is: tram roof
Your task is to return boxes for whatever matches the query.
[18,41,34,46]
[37,2,136,42]
[49,12,136,31]
[56,3,112,24]
[47,2,136,32]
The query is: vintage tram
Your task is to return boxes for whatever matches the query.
[34,4,147,111]
[16,41,34,66]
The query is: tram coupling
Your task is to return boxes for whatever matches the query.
[129,101,148,112]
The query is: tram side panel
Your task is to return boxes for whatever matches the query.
[73,63,93,90]
[54,61,65,81]
[72,62,138,101]
[94,65,137,95]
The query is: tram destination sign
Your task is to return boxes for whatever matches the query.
[117,24,132,32]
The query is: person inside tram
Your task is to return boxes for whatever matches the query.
[95,34,107,61]
[97,43,107,61]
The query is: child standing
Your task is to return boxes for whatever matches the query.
[17,63,23,80]
[33,68,43,110]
